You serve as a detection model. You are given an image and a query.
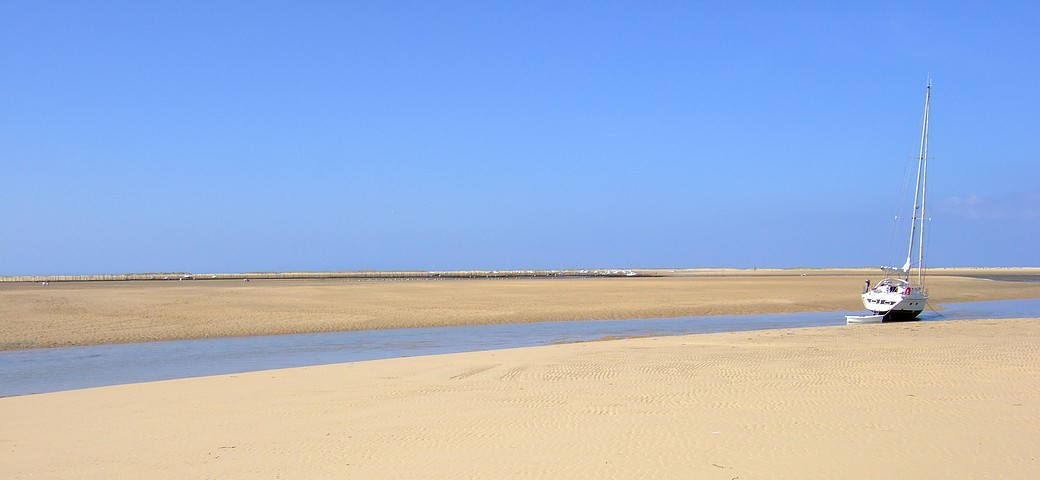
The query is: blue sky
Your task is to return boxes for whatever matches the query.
[2,1,1038,275]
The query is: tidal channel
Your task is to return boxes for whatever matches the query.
[3,298,1039,397]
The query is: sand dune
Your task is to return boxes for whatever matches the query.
[3,318,1038,479]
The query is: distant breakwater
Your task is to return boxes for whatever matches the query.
[0,269,644,283]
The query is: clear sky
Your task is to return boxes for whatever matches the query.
[2,2,1038,275]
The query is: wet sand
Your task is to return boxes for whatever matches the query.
[3,269,1040,350]
[3,317,1038,479]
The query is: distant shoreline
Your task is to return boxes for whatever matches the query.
[3,266,1037,283]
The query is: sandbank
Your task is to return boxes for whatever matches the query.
[3,317,1038,478]
[3,268,1040,350]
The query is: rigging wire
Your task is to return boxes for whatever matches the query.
[885,151,918,270]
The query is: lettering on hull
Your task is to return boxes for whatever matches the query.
[866,298,898,306]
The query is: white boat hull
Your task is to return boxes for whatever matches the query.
[857,277,928,322]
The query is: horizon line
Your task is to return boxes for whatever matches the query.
[3,266,1038,283]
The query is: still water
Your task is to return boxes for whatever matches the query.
[3,298,1039,397]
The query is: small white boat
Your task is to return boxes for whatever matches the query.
[852,82,933,324]
[846,314,886,324]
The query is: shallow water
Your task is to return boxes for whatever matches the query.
[2,298,1038,397]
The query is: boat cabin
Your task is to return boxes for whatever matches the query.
[869,278,912,295]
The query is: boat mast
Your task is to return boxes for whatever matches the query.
[917,82,930,287]
[904,82,931,284]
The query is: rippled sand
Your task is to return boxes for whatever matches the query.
[3,317,1039,478]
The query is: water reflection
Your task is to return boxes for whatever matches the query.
[3,298,1038,397]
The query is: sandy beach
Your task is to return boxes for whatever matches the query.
[3,317,1039,479]
[3,269,1040,350]
[3,269,1040,478]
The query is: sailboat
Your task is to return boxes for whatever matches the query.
[847,83,932,324]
